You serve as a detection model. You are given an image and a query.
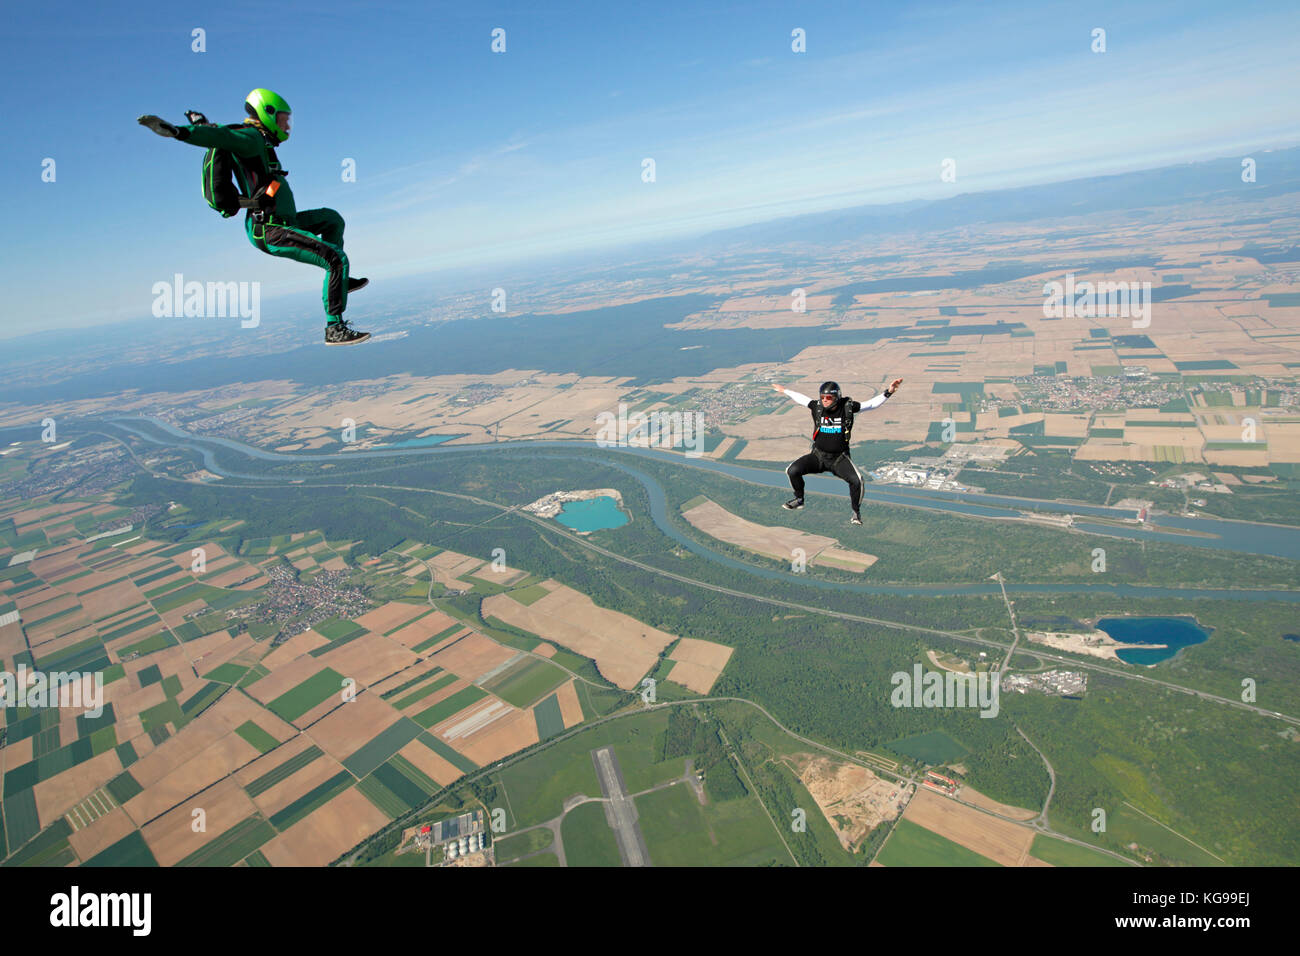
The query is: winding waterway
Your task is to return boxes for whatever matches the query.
[91,417,1300,604]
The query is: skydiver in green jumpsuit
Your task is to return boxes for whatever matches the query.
[139,88,371,345]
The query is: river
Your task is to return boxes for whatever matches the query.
[93,416,1300,604]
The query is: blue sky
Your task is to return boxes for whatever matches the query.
[1,0,1297,335]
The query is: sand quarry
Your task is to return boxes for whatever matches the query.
[790,754,907,852]
[1026,629,1164,661]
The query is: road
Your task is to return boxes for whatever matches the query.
[995,571,1022,673]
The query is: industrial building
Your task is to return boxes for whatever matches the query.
[417,809,486,862]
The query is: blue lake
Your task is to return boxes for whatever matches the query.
[555,497,628,532]
[1096,615,1212,665]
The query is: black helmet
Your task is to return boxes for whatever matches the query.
[818,381,841,398]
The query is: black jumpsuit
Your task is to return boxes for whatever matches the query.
[783,388,888,511]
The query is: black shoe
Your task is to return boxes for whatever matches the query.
[324,319,371,346]
[850,512,862,525]
[783,497,804,510]
[348,277,369,293]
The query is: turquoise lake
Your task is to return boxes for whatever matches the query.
[1096,615,1212,665]
[555,497,628,532]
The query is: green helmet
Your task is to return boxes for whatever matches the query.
[244,88,292,142]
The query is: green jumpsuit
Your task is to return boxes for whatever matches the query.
[179,121,351,321]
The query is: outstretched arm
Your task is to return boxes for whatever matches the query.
[137,115,262,157]
[857,377,904,412]
[772,383,814,407]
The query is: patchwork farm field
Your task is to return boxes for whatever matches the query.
[0,493,661,867]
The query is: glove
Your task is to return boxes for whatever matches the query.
[138,115,186,139]
[184,110,210,126]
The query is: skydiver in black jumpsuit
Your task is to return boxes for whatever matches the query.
[774,378,903,525]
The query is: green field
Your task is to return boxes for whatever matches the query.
[204,661,250,683]
[380,666,444,699]
[885,730,969,765]
[502,851,560,867]
[875,818,1000,867]
[235,720,280,754]
[486,656,568,708]
[136,663,163,686]
[4,735,97,795]
[354,762,431,819]
[393,672,458,709]
[410,623,466,653]
[3,818,74,867]
[493,826,554,862]
[238,663,271,688]
[342,718,425,778]
[412,686,488,729]
[493,745,599,830]
[266,667,347,722]
[180,681,227,716]
[362,846,429,867]
[357,774,410,819]
[105,770,144,803]
[533,693,565,740]
[83,830,159,867]
[1090,805,1223,867]
[3,789,40,848]
[561,801,622,866]
[479,615,543,652]
[116,631,178,659]
[374,759,435,806]
[1029,833,1132,867]
[151,581,249,614]
[268,771,354,831]
[245,745,324,799]
[507,584,550,606]
[313,617,366,640]
[636,781,790,866]
[177,815,276,866]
